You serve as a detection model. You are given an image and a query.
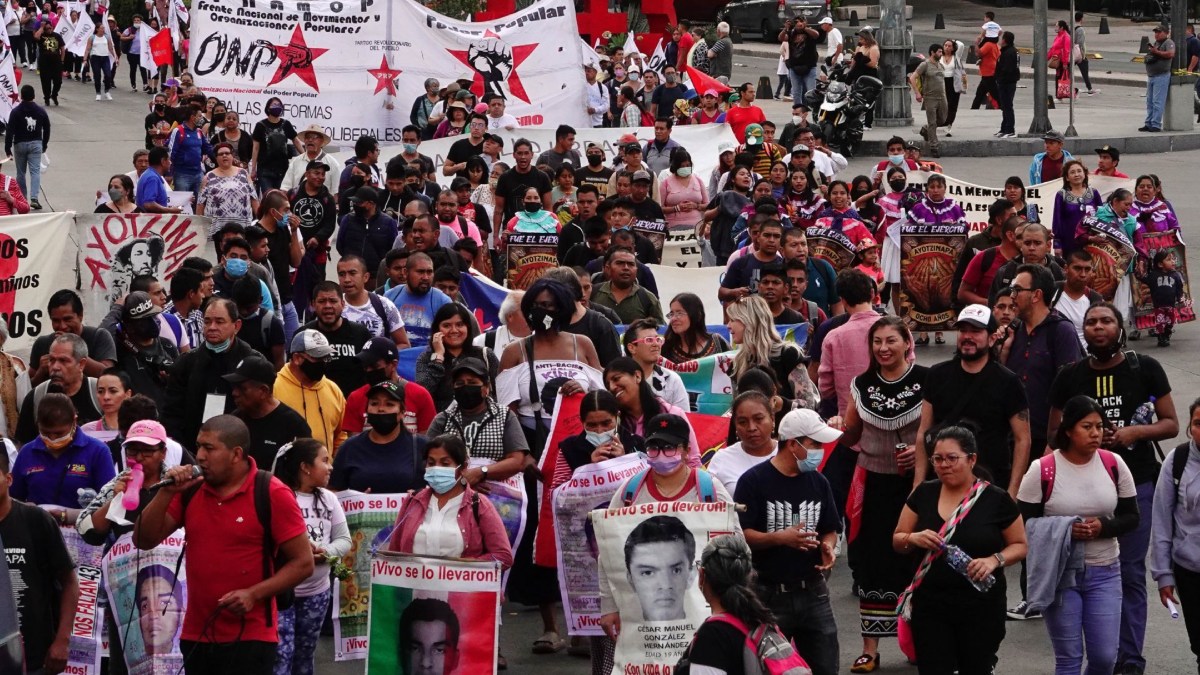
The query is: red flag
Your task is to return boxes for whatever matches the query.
[149,28,173,68]
[685,65,731,95]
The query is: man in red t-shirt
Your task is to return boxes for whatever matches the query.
[342,337,436,435]
[724,82,767,141]
[958,215,1022,306]
[134,415,313,675]
[676,21,695,72]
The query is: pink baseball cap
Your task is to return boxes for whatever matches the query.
[474,102,488,115]
[124,420,168,447]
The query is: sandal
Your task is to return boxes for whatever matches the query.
[915,334,930,346]
[532,631,566,654]
[851,653,879,673]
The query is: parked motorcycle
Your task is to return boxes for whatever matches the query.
[802,62,882,158]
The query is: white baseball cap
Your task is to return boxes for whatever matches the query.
[819,17,833,25]
[778,409,843,444]
[289,329,333,359]
[955,304,993,330]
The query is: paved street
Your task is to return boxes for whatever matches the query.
[34,1,1200,669]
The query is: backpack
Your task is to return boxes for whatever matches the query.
[33,377,100,415]
[622,468,716,507]
[677,614,812,675]
[639,109,656,127]
[180,470,294,622]
[1039,450,1119,504]
[263,123,290,162]
[367,292,394,337]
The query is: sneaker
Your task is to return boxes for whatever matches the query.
[1138,126,1151,132]
[95,94,101,101]
[51,96,58,106]
[945,126,953,137]
[993,131,1004,137]
[1001,133,1017,138]
[132,87,138,93]
[782,95,792,101]
[1006,600,1042,621]
[104,91,112,100]
[29,199,41,210]
[1087,89,1096,96]
[1147,127,1162,132]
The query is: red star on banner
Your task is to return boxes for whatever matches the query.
[367,56,403,96]
[448,29,538,104]
[265,25,328,92]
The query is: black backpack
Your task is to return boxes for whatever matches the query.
[180,470,294,623]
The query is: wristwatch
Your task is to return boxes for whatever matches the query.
[993,552,1006,567]
[480,466,489,480]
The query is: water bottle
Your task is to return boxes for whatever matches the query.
[122,461,144,511]
[941,543,995,593]
[1130,397,1157,427]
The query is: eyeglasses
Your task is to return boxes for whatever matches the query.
[1009,284,1033,294]
[125,444,162,458]
[646,444,681,456]
[930,454,968,466]
[665,311,685,320]
[630,335,664,346]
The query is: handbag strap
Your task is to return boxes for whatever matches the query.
[896,480,989,619]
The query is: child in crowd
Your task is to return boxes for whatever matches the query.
[1139,249,1185,347]
[855,237,884,307]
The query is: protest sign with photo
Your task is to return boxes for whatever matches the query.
[1078,215,1137,302]
[592,500,739,675]
[473,457,528,570]
[553,453,648,636]
[632,219,666,260]
[897,218,969,331]
[333,491,406,661]
[101,531,187,675]
[366,552,501,675]
[1132,230,1195,330]
[504,233,558,290]
[805,225,857,271]
[59,523,104,675]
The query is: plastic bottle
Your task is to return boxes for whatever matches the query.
[1130,396,1157,427]
[122,461,144,511]
[941,543,995,593]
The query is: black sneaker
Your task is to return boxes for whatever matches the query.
[1006,600,1042,621]
[29,199,41,210]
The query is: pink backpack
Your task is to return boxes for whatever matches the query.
[702,614,812,675]
[1039,450,1119,503]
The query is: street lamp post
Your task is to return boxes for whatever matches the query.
[1028,0,1053,135]
[875,0,912,127]
[1066,0,1077,137]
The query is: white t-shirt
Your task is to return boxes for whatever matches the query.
[342,294,404,339]
[1054,291,1090,348]
[413,492,466,558]
[1018,450,1136,566]
[295,489,349,596]
[707,441,777,496]
[649,366,690,412]
[488,113,520,130]
[825,27,844,60]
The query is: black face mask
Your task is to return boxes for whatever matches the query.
[889,179,907,193]
[353,205,369,219]
[125,318,158,341]
[526,308,559,333]
[154,103,166,113]
[212,113,226,125]
[1086,338,1122,362]
[366,412,400,435]
[363,368,389,386]
[351,175,366,188]
[298,359,327,382]
[453,384,485,410]
[587,155,603,167]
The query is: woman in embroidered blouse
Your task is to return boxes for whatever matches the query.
[503,186,562,240]
[1052,160,1102,257]
[1129,174,1181,236]
[908,174,968,346]
[786,169,826,230]
[839,316,927,672]
[878,167,909,311]
[812,181,874,250]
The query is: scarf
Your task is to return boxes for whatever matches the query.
[897,480,989,619]
[850,366,924,431]
[817,206,859,232]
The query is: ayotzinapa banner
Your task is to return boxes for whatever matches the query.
[897,219,969,331]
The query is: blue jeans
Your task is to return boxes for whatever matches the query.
[1146,72,1170,129]
[273,589,331,675]
[13,140,41,203]
[1118,480,1156,670]
[790,67,818,108]
[1044,561,1122,675]
[280,300,299,346]
[173,170,202,197]
[763,579,839,675]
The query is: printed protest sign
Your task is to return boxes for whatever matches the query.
[0,212,72,353]
[59,523,104,675]
[473,457,527,589]
[805,225,857,271]
[631,219,666,261]
[333,491,406,661]
[593,501,738,675]
[1078,215,1136,302]
[553,453,648,636]
[897,218,969,331]
[101,531,187,675]
[366,552,501,675]
[1132,230,1194,330]
[504,232,558,290]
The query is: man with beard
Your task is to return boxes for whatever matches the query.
[287,160,338,284]
[301,281,372,396]
[110,291,180,403]
[224,355,311,469]
[1044,302,1178,667]
[913,304,1030,498]
[590,248,663,324]
[384,252,453,348]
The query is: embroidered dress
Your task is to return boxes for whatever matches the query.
[878,191,906,284]
[1052,187,1102,254]
[1129,197,1180,234]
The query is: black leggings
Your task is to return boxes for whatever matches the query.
[38,63,61,101]
[127,52,147,88]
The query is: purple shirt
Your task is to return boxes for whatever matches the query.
[1129,198,1180,234]
[1004,312,1084,439]
[1052,188,1102,254]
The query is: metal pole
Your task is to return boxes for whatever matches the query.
[875,0,912,127]
[1028,0,1052,134]
[1066,0,1077,136]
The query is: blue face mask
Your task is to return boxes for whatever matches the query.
[205,337,232,353]
[424,466,459,494]
[888,154,905,165]
[797,444,824,473]
[278,212,290,229]
[585,429,616,447]
[225,257,249,278]
[403,143,419,154]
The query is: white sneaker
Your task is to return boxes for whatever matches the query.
[95,94,101,101]
[104,91,112,100]
[945,126,953,137]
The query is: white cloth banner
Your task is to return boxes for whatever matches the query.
[190,0,589,144]
[0,213,74,354]
[0,8,18,121]
[52,12,72,42]
[66,11,94,58]
[137,23,154,65]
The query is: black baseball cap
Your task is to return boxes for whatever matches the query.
[645,413,690,447]
[356,337,399,365]
[221,355,278,388]
[123,291,162,321]
[368,380,405,403]
[305,159,330,172]
[350,186,379,204]
[451,356,489,378]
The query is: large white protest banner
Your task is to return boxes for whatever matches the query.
[333,490,406,661]
[0,212,73,354]
[101,531,187,675]
[554,453,648,636]
[593,501,739,675]
[366,552,501,675]
[190,0,588,144]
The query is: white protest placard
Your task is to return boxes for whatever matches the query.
[0,212,74,354]
[101,532,187,675]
